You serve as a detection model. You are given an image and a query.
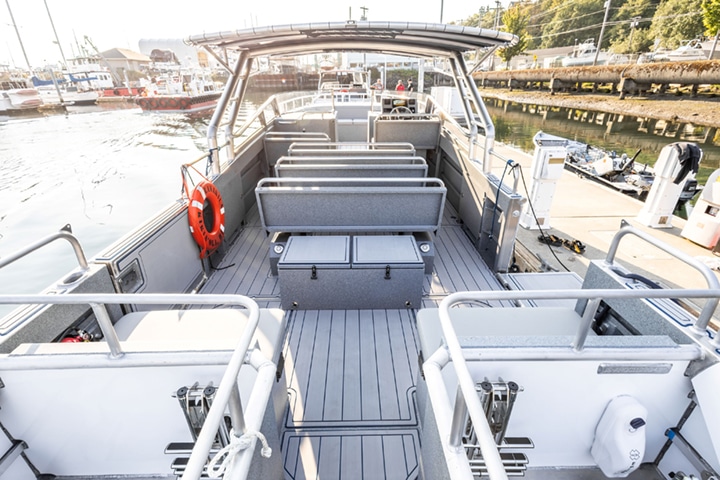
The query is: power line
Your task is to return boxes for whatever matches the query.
[527,8,607,30]
[529,10,702,41]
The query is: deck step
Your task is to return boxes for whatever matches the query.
[165,441,219,456]
[170,456,209,478]
[467,451,529,477]
[499,437,534,449]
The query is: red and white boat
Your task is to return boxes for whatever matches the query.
[135,70,221,114]
[135,91,221,114]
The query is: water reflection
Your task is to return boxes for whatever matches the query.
[486,101,720,185]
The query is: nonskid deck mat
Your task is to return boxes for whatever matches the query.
[282,428,420,480]
[283,309,420,428]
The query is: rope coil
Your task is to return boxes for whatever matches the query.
[207,429,272,478]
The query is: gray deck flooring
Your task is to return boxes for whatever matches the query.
[199,200,508,478]
[202,201,508,307]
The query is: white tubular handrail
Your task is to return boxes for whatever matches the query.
[0,293,263,480]
[605,225,720,334]
[423,347,481,480]
[437,286,720,480]
[221,349,277,480]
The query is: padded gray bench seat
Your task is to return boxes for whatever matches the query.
[11,308,286,362]
[374,114,442,150]
[416,307,590,357]
[276,155,426,165]
[264,132,331,167]
[275,162,427,180]
[288,141,415,155]
[416,307,698,362]
[255,177,446,233]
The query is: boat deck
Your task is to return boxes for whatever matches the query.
[200,201,510,308]
[198,199,510,478]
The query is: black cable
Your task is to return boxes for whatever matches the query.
[517,164,571,272]
[209,256,235,271]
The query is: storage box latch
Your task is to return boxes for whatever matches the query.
[385,265,391,280]
[311,265,317,280]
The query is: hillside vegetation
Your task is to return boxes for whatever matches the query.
[457,0,719,55]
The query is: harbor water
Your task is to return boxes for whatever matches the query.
[2,98,719,318]
[484,100,720,184]
[0,105,210,317]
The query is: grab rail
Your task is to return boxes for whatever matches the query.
[435,286,720,480]
[606,225,720,333]
[0,226,88,272]
[0,293,261,480]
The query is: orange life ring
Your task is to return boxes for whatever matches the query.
[188,181,225,258]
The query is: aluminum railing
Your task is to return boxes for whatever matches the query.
[0,293,267,480]
[0,226,88,273]
[606,224,720,333]
[429,284,719,480]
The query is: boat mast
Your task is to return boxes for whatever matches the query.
[44,0,67,67]
[4,0,32,69]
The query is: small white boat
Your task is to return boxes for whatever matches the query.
[650,40,707,62]
[561,39,609,67]
[564,137,701,205]
[0,21,719,480]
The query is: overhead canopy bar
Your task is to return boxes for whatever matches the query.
[188,21,518,174]
[185,21,517,58]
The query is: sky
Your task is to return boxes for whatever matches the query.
[1,0,487,69]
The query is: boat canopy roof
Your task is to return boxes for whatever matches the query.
[185,21,517,58]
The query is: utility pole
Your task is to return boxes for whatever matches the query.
[710,30,719,60]
[593,0,611,66]
[360,6,368,21]
[489,0,501,70]
[628,16,640,49]
[440,0,444,23]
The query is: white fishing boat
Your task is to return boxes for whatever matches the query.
[561,39,609,67]
[653,40,707,63]
[563,136,702,205]
[1,21,719,480]
[135,69,221,114]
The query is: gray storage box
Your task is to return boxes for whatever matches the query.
[277,235,425,310]
[278,236,351,309]
[351,235,424,309]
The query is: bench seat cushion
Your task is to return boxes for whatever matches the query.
[416,307,587,356]
[12,308,286,363]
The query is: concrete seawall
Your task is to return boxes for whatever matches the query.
[475,60,720,98]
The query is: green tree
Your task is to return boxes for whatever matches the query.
[702,0,720,36]
[537,0,606,48]
[607,0,659,53]
[458,7,496,29]
[497,5,531,66]
[648,0,704,48]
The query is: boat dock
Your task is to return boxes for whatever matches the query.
[492,142,720,319]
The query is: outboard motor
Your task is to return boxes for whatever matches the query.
[637,143,702,228]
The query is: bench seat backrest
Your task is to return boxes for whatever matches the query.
[256,177,446,233]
